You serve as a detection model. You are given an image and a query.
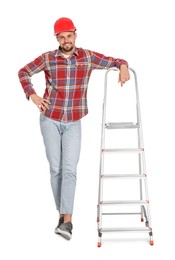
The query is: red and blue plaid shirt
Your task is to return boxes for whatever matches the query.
[18,47,128,122]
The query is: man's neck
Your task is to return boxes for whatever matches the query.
[62,53,70,58]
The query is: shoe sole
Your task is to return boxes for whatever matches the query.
[55,228,72,240]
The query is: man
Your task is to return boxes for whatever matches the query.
[18,17,130,240]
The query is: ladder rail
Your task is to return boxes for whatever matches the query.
[131,68,148,217]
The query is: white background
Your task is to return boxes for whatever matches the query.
[0,0,175,259]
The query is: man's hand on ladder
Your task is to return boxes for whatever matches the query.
[118,64,130,86]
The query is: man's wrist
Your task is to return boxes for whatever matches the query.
[120,64,128,69]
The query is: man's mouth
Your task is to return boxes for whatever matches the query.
[64,43,71,47]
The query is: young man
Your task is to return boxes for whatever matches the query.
[18,17,130,240]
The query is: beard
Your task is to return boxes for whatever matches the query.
[61,43,74,53]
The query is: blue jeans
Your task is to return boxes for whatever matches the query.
[40,114,81,214]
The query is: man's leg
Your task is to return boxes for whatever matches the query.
[55,120,81,240]
[40,114,62,212]
[60,120,82,219]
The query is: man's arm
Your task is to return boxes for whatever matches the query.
[90,50,130,86]
[18,55,45,99]
[18,55,51,111]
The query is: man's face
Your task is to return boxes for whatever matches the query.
[56,31,77,54]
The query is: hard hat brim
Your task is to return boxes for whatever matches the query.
[54,28,76,36]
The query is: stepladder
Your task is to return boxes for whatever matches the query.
[97,67,154,247]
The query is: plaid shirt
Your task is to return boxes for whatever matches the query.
[18,47,128,122]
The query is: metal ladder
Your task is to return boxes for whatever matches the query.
[97,67,154,247]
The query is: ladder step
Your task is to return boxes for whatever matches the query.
[102,212,141,215]
[105,122,139,129]
[102,148,144,153]
[100,227,151,233]
[101,200,148,205]
[102,174,146,178]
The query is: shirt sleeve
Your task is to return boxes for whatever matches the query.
[90,50,128,70]
[18,54,45,99]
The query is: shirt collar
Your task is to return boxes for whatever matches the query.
[55,47,78,57]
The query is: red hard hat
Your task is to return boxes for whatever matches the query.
[54,17,76,35]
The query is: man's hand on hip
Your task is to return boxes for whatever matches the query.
[30,94,51,112]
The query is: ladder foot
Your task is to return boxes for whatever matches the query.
[141,217,144,222]
[150,240,154,246]
[97,242,102,247]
